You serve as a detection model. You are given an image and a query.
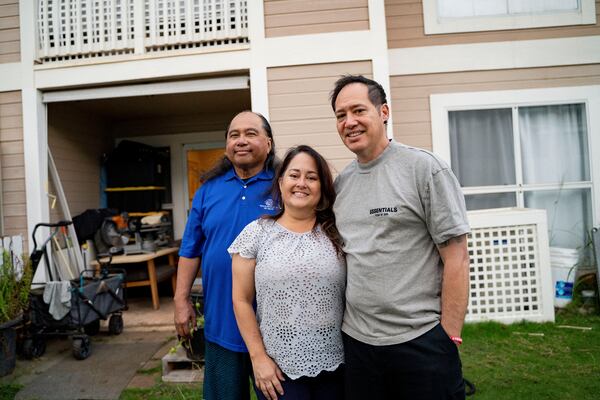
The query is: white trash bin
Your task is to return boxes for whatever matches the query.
[550,247,579,308]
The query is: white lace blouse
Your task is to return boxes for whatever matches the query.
[228,218,346,379]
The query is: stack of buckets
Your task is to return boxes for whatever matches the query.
[550,247,580,308]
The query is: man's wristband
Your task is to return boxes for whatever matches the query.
[450,336,463,345]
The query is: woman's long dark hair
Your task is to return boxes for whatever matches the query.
[199,111,277,183]
[266,145,343,255]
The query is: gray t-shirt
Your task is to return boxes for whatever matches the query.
[228,219,346,379]
[334,141,469,346]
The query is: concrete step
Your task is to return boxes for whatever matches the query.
[161,346,204,383]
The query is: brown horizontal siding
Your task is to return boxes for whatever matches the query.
[3,216,26,237]
[0,90,25,238]
[0,1,19,63]
[268,60,372,173]
[386,0,600,48]
[48,103,113,218]
[265,0,369,38]
[390,64,600,150]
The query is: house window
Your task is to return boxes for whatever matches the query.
[438,0,579,18]
[422,0,596,34]
[430,86,600,251]
[449,104,591,249]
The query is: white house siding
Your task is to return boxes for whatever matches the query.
[264,0,369,38]
[385,0,600,48]
[0,0,19,63]
[0,90,26,240]
[390,64,600,150]
[47,103,113,219]
[267,60,372,174]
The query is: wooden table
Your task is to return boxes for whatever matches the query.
[93,247,179,310]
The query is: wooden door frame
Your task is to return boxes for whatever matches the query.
[182,142,225,217]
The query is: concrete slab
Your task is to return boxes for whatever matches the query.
[127,373,157,389]
[1,295,178,399]
[122,296,176,332]
[162,346,204,383]
[15,338,165,400]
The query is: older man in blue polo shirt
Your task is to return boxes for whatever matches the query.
[174,111,278,400]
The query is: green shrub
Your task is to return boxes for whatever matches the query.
[0,252,32,325]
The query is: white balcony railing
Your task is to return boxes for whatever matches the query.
[37,0,248,63]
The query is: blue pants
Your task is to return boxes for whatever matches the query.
[203,340,252,400]
[343,324,465,400]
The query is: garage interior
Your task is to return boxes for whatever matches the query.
[46,77,251,240]
[38,77,251,305]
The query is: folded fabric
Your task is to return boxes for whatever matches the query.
[43,281,72,320]
[141,214,162,225]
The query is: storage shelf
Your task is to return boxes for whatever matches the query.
[105,186,166,192]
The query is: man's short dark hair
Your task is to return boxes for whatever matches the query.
[329,75,387,111]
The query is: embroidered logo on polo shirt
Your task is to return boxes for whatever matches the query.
[260,198,277,211]
[370,206,398,217]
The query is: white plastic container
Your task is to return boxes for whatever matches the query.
[549,247,579,308]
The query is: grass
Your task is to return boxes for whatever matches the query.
[118,379,259,400]
[136,366,163,376]
[2,307,599,399]
[0,384,22,400]
[118,308,599,399]
[461,308,600,399]
[119,382,202,400]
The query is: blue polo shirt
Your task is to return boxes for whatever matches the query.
[179,167,276,352]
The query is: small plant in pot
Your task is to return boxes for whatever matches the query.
[171,298,205,361]
[0,251,33,377]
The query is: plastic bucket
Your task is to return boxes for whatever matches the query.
[550,247,579,308]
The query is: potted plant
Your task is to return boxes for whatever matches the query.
[182,311,204,361]
[171,294,205,361]
[0,251,33,377]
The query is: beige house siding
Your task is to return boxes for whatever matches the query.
[0,1,19,63]
[0,90,26,239]
[386,0,600,48]
[48,103,113,219]
[390,64,600,150]
[264,0,369,38]
[267,60,372,173]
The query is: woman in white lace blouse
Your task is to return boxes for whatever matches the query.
[229,145,346,400]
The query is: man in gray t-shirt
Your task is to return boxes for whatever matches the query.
[330,75,470,399]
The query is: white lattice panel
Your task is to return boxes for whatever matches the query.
[145,0,248,51]
[466,208,555,323]
[37,0,135,61]
[36,0,248,62]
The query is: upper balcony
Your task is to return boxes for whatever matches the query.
[36,0,248,64]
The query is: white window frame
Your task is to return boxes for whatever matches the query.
[430,85,600,228]
[422,0,596,34]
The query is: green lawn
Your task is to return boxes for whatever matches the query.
[0,384,22,400]
[119,381,259,400]
[117,308,600,399]
[119,383,202,400]
[461,309,600,399]
[3,308,599,400]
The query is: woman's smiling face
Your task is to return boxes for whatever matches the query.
[278,152,321,214]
